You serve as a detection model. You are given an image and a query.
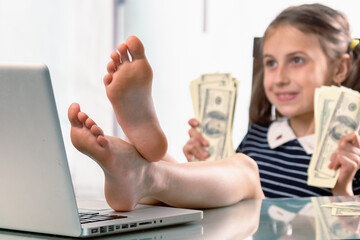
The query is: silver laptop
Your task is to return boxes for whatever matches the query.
[0,63,202,238]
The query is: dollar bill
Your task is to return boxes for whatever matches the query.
[199,87,235,161]
[315,91,360,176]
[190,73,238,161]
[308,86,360,188]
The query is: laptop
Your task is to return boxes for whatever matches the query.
[0,63,203,238]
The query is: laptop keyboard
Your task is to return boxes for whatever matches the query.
[79,212,127,224]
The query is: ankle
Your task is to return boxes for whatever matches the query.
[143,162,167,199]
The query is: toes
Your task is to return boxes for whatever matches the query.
[117,43,130,62]
[85,117,96,129]
[97,135,109,148]
[91,124,104,136]
[77,111,99,132]
[103,73,113,86]
[126,35,146,60]
[107,60,117,74]
[78,111,89,124]
[110,51,121,64]
[68,103,82,127]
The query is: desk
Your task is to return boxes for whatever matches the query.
[1,196,360,239]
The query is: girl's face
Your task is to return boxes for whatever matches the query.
[263,24,333,120]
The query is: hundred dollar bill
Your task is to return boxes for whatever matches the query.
[308,86,360,188]
[308,87,341,187]
[190,73,238,161]
[315,86,341,145]
[314,91,360,177]
[307,171,337,188]
[190,75,230,119]
[199,87,235,161]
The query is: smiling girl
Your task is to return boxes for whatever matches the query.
[185,3,360,199]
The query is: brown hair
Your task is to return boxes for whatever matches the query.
[249,3,360,125]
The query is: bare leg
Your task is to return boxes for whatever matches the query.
[103,36,167,162]
[68,103,264,211]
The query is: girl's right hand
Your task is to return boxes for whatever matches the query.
[183,118,210,162]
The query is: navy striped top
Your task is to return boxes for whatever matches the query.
[236,122,360,198]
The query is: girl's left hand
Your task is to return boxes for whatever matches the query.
[329,131,360,196]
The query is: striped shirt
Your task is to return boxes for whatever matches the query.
[236,121,360,198]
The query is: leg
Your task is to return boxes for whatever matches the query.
[103,36,167,162]
[69,104,263,210]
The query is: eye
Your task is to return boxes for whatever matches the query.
[292,56,303,64]
[264,59,277,68]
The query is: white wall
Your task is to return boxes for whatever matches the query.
[0,0,114,199]
[0,0,359,199]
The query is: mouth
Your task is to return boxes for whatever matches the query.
[275,92,298,102]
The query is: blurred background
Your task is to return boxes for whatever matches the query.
[0,0,359,199]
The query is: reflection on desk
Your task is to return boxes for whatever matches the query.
[1,196,360,239]
[253,195,360,240]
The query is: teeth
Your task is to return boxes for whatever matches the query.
[278,93,293,97]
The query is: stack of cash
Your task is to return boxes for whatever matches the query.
[308,86,360,188]
[190,73,239,161]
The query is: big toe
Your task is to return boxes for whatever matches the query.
[126,36,146,60]
[68,103,82,127]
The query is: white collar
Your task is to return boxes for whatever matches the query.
[267,117,314,155]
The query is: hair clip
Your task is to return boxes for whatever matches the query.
[349,39,360,52]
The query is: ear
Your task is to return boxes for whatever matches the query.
[332,53,351,85]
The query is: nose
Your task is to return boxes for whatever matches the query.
[274,64,290,86]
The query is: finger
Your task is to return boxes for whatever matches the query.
[183,143,208,161]
[188,118,200,128]
[328,152,340,170]
[188,128,209,147]
[183,139,204,161]
[340,131,360,148]
[338,140,360,156]
[198,149,209,160]
[184,152,193,162]
[337,149,360,169]
[183,143,195,162]
[353,131,360,148]
[190,140,209,160]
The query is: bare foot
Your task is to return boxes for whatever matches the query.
[68,103,153,211]
[103,36,167,162]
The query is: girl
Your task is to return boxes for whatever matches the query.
[68,3,360,211]
[184,3,360,198]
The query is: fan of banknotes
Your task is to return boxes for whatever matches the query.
[190,73,239,161]
[308,86,360,188]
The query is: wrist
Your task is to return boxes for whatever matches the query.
[332,184,354,196]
